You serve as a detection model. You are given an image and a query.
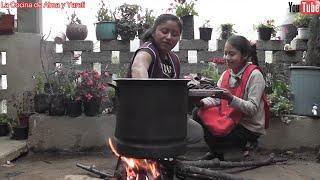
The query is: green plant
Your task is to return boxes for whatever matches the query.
[293,14,312,28]
[33,73,45,94]
[115,3,141,40]
[201,20,211,28]
[0,114,12,124]
[220,23,236,39]
[169,0,198,17]
[96,0,114,22]
[200,62,220,82]
[267,80,293,118]
[76,70,110,102]
[255,19,277,37]
[137,8,155,38]
[68,11,82,24]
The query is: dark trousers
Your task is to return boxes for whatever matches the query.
[192,107,260,153]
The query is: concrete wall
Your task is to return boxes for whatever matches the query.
[28,114,116,152]
[0,33,44,117]
[27,114,320,152]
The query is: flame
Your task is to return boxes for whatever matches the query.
[108,138,161,180]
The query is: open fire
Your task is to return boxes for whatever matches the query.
[109,138,163,180]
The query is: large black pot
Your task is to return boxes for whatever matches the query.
[111,78,189,159]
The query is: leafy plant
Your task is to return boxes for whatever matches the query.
[137,8,155,38]
[0,114,12,124]
[267,80,293,118]
[255,19,277,37]
[168,0,198,17]
[68,11,82,24]
[33,73,45,94]
[96,0,114,22]
[76,70,110,102]
[201,20,211,28]
[115,3,141,40]
[200,62,220,82]
[220,23,236,39]
[293,14,312,28]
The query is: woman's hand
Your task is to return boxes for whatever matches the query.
[214,88,234,103]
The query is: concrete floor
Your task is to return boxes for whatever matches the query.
[0,146,320,180]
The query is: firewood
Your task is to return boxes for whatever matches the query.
[176,164,250,180]
[178,156,287,168]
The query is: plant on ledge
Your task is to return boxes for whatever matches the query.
[255,19,277,40]
[168,0,198,17]
[76,70,110,116]
[114,3,141,41]
[66,11,88,40]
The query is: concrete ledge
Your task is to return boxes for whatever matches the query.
[260,115,320,149]
[63,41,94,51]
[28,114,116,152]
[290,39,308,51]
[256,40,284,51]
[0,136,28,164]
[100,40,130,51]
[179,40,208,50]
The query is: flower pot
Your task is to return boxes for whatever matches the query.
[49,94,66,116]
[18,113,31,127]
[54,32,66,44]
[66,24,88,40]
[66,99,82,117]
[11,126,28,140]
[199,27,212,41]
[180,15,194,40]
[0,123,9,136]
[258,27,273,40]
[83,97,101,116]
[34,93,50,113]
[0,14,14,35]
[297,27,309,40]
[96,21,117,40]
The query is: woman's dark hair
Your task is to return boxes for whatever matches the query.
[141,14,183,42]
[226,35,259,66]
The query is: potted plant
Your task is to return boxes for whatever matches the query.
[289,15,320,116]
[168,0,198,39]
[255,19,276,41]
[115,3,141,41]
[220,23,236,40]
[0,9,14,35]
[76,70,110,116]
[0,114,12,136]
[95,0,117,40]
[199,20,212,41]
[293,14,312,40]
[66,11,88,40]
[59,68,82,117]
[137,8,155,39]
[33,73,50,113]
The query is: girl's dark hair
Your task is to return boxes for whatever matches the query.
[141,14,183,42]
[226,35,259,66]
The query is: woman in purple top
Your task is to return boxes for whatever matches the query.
[127,14,181,78]
[127,14,203,145]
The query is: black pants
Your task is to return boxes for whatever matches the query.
[192,107,260,152]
